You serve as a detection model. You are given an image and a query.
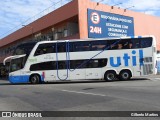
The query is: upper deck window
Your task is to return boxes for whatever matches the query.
[34,43,55,56]
[13,42,36,55]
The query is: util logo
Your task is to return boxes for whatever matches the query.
[90,12,100,24]
[109,50,144,67]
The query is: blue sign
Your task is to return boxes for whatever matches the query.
[88,9,134,38]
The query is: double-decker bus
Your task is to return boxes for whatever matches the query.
[3,36,157,84]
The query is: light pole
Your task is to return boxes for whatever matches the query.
[124,6,135,12]
[22,25,34,39]
[120,6,135,18]
[94,0,104,9]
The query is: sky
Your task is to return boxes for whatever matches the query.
[0,0,160,39]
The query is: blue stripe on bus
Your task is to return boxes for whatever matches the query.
[9,75,44,83]
[9,75,30,83]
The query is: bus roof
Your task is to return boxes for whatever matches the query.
[35,35,155,45]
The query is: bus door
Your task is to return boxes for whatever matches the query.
[55,42,69,80]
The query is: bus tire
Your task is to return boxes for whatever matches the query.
[30,74,40,84]
[119,70,131,81]
[104,71,116,81]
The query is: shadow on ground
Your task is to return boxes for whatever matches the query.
[0,77,150,86]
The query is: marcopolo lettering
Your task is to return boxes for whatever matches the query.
[110,50,144,67]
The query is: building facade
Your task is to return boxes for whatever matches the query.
[0,0,160,76]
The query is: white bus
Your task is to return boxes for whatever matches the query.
[3,35,157,84]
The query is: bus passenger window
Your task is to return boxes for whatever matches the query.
[58,46,64,52]
[98,59,107,67]
[117,44,123,49]
[34,43,55,56]
[107,40,117,50]
[57,43,66,52]
[140,38,152,48]
[91,40,107,51]
[132,39,140,48]
[123,41,133,49]
[69,43,73,52]
[110,44,117,50]
[58,61,66,69]
[129,42,133,49]
[35,48,46,55]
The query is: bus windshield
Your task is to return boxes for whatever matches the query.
[10,56,27,72]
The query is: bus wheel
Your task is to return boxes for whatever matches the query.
[30,74,40,84]
[104,71,116,81]
[119,70,131,81]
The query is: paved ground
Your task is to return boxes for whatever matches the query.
[0,75,160,120]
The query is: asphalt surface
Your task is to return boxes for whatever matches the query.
[0,76,160,120]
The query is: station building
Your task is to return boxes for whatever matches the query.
[0,0,160,76]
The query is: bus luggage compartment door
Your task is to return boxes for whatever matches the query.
[86,68,101,79]
[69,69,85,80]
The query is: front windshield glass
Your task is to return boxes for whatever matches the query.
[10,56,26,72]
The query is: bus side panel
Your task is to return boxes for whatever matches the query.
[44,70,56,81]
[86,68,102,79]
[69,69,85,80]
[55,70,70,81]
